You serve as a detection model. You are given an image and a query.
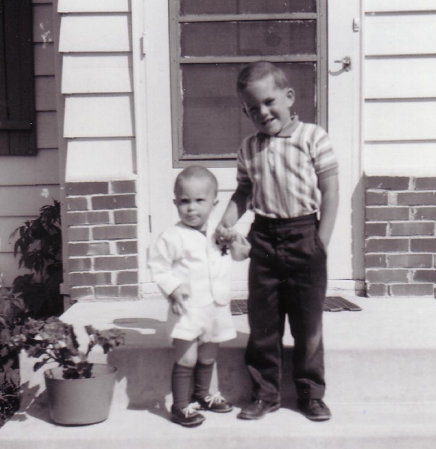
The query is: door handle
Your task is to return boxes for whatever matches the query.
[333,56,351,72]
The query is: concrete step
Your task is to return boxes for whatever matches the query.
[3,296,436,449]
[40,297,436,405]
[3,401,436,449]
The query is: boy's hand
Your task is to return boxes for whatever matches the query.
[229,233,251,261]
[215,225,237,255]
[169,284,190,315]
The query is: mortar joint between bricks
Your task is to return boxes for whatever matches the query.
[410,177,416,190]
[387,191,397,206]
[108,210,115,224]
[410,207,416,220]
[111,272,118,285]
[109,241,117,254]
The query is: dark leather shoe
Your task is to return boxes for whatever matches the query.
[298,399,331,421]
[237,399,280,420]
[171,404,205,427]
[193,392,233,413]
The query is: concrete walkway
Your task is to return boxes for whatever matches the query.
[2,296,436,448]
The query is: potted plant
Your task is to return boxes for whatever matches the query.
[0,277,28,428]
[10,316,124,425]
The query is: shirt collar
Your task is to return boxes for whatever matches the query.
[257,114,300,140]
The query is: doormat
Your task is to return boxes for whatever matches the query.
[231,296,362,315]
[323,296,362,312]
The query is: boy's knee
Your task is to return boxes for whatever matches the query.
[177,359,196,368]
[197,357,215,366]
[177,354,197,368]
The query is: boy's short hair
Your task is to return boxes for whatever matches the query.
[237,61,290,92]
[174,165,218,196]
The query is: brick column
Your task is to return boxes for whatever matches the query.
[365,176,436,297]
[65,180,138,301]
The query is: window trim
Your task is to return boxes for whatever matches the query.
[169,0,328,167]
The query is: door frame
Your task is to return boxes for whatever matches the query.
[327,0,364,292]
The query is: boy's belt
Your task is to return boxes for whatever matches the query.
[253,212,317,227]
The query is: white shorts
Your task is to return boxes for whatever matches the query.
[167,302,236,343]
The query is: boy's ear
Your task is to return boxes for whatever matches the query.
[173,198,177,206]
[241,105,249,117]
[286,88,295,106]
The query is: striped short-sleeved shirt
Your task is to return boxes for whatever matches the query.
[234,119,338,219]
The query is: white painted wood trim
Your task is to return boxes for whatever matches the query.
[328,0,364,280]
[365,14,436,55]
[58,0,129,13]
[62,55,132,94]
[65,139,135,182]
[365,0,436,12]
[131,0,151,285]
[63,95,134,138]
[364,101,436,141]
[364,142,436,176]
[365,58,436,99]
[59,15,130,53]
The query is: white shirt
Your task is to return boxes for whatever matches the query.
[148,221,232,307]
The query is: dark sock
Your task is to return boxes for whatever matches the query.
[193,361,214,399]
[171,363,194,409]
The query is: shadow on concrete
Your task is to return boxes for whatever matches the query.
[108,316,298,414]
[11,382,51,424]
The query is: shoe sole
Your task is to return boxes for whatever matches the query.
[237,403,280,420]
[171,416,205,427]
[200,407,233,413]
[303,414,331,421]
[299,410,331,422]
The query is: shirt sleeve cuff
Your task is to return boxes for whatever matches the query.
[154,275,181,297]
[317,165,338,180]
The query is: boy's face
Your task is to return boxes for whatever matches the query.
[239,74,295,136]
[174,177,218,231]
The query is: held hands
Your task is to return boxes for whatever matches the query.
[215,224,238,255]
[229,233,251,261]
[168,284,190,315]
[215,224,250,260]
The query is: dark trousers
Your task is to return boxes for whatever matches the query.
[246,213,327,404]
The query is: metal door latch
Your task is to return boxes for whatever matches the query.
[334,56,352,72]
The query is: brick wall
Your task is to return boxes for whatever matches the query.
[365,176,436,297]
[65,180,138,301]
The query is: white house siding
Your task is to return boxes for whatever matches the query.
[363,1,436,296]
[58,0,139,301]
[363,1,436,174]
[0,0,60,286]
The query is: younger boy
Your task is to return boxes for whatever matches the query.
[149,166,248,427]
[217,61,339,421]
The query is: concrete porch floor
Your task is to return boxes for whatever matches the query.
[2,295,436,449]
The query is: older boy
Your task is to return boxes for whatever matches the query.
[217,61,339,421]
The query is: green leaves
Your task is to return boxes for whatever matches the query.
[10,200,63,318]
[10,317,124,379]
